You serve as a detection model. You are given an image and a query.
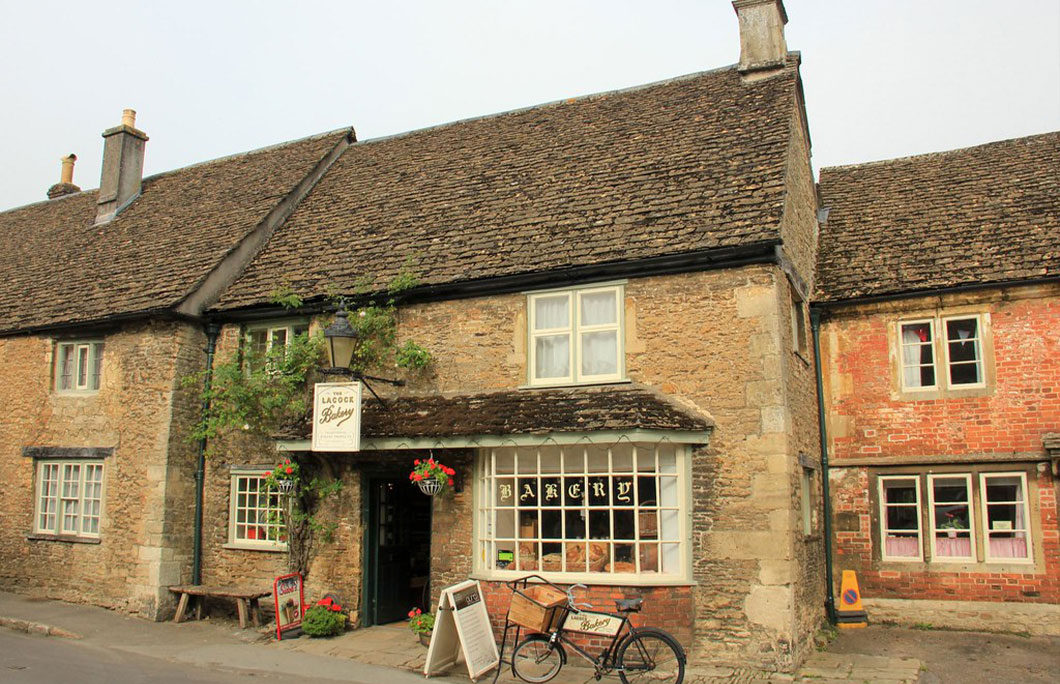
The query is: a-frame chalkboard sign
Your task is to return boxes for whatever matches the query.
[423,579,499,680]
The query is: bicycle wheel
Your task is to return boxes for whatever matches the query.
[617,627,685,684]
[511,634,564,683]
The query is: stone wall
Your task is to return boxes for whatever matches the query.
[0,320,203,619]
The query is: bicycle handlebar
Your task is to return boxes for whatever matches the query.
[565,583,593,611]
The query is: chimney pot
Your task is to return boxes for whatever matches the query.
[96,108,149,224]
[732,0,789,74]
[47,153,82,200]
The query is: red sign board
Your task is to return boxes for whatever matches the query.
[273,572,304,640]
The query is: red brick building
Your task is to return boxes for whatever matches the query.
[814,132,1060,634]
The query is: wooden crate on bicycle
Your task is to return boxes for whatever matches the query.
[509,584,568,633]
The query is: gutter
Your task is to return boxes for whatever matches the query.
[810,308,837,624]
[816,275,1060,311]
[191,323,221,586]
[213,240,783,323]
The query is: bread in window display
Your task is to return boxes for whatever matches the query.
[565,542,609,572]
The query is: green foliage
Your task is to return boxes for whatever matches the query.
[302,604,348,637]
[395,340,433,370]
[270,282,304,310]
[407,608,435,635]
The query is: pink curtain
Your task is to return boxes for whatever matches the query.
[885,536,920,557]
[934,537,972,558]
[989,537,1028,559]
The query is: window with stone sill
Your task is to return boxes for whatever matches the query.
[34,460,104,538]
[876,470,1033,564]
[243,322,309,374]
[54,340,103,392]
[476,443,689,582]
[898,315,987,393]
[228,471,287,550]
[528,284,624,387]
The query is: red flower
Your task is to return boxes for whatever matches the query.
[408,609,417,618]
[285,466,293,474]
[330,604,342,612]
[319,597,333,607]
[263,471,271,478]
[414,459,421,465]
[448,478,454,486]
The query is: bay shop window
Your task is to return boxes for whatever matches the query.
[878,471,1033,564]
[476,443,689,582]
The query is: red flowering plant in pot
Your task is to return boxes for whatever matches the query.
[263,459,301,496]
[408,607,435,645]
[409,456,455,496]
[302,596,348,637]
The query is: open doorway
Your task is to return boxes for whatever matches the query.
[363,476,432,625]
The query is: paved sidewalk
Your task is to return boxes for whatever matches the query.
[0,591,928,684]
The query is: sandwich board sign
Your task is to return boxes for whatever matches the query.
[423,579,499,680]
[273,572,304,640]
[311,381,362,452]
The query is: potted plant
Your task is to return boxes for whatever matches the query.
[263,459,300,496]
[408,607,435,646]
[938,512,968,537]
[409,457,456,496]
[302,596,348,638]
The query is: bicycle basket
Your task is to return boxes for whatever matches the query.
[508,584,568,633]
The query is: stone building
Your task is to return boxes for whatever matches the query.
[814,132,1060,636]
[186,0,826,672]
[0,110,354,618]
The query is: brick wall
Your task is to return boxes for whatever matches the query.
[821,285,1060,620]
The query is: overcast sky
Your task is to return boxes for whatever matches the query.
[1,0,1057,211]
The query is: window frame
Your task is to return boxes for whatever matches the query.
[926,473,976,563]
[980,471,1033,564]
[941,315,986,390]
[227,469,288,552]
[527,283,625,387]
[54,340,104,393]
[878,475,923,562]
[790,291,808,357]
[33,459,105,539]
[896,313,989,395]
[474,443,691,585]
[243,320,310,374]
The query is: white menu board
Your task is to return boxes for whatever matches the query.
[424,580,499,680]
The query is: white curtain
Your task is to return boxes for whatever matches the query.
[535,335,569,378]
[534,295,569,330]
[580,291,616,326]
[581,331,617,376]
[902,327,925,387]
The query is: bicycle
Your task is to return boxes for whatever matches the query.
[504,575,686,684]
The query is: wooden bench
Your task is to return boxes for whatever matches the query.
[169,585,271,629]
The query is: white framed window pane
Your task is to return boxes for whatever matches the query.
[90,343,103,390]
[579,290,617,326]
[38,463,60,532]
[581,330,618,376]
[929,475,973,559]
[900,322,935,389]
[482,445,685,578]
[58,345,74,390]
[881,477,921,559]
[231,473,286,546]
[534,295,569,330]
[945,318,982,386]
[76,346,89,388]
[982,474,1030,560]
[535,335,570,378]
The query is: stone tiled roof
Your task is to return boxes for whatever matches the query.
[216,63,801,310]
[277,384,714,441]
[0,130,351,334]
[815,132,1060,303]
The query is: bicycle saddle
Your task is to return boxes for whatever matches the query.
[615,598,643,612]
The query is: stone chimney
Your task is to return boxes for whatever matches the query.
[47,153,81,200]
[732,0,788,74]
[95,108,148,224]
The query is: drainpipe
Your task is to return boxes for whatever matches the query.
[810,308,837,624]
[192,322,221,586]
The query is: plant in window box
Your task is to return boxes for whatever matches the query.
[409,457,456,496]
[302,596,348,638]
[407,607,435,646]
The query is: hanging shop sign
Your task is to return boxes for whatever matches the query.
[311,381,362,452]
[424,579,499,680]
[273,572,305,640]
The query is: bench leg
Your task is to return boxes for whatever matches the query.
[194,596,203,621]
[173,593,189,623]
[250,598,262,627]
[236,599,249,629]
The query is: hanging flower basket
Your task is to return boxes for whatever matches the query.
[264,459,300,497]
[409,456,456,496]
[417,478,444,496]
